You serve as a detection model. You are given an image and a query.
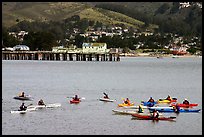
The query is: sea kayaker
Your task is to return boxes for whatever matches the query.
[19,91,25,97]
[103,92,109,99]
[148,97,155,103]
[38,99,45,105]
[183,98,190,105]
[124,98,130,105]
[73,95,80,101]
[166,95,172,101]
[138,105,144,113]
[152,109,159,118]
[173,103,180,113]
[19,102,27,111]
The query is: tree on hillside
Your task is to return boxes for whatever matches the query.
[23,31,58,51]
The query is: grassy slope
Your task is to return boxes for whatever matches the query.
[2,2,147,29]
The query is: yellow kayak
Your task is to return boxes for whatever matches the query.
[157,99,177,103]
[118,103,134,107]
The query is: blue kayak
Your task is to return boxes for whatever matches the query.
[141,101,157,107]
[149,108,201,113]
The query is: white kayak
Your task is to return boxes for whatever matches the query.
[99,98,116,102]
[11,107,36,114]
[27,103,61,109]
[112,109,139,115]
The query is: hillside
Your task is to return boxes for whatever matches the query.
[2,2,149,30]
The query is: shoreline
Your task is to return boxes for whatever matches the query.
[119,53,202,58]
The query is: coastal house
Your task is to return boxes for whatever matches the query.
[82,43,109,53]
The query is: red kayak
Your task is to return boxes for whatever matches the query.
[70,99,81,104]
[131,113,176,121]
[171,103,198,108]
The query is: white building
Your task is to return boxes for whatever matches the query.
[82,43,109,53]
[13,45,30,51]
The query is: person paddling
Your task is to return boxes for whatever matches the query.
[183,98,190,105]
[124,98,131,105]
[166,95,172,101]
[152,109,159,118]
[173,103,180,113]
[38,99,45,105]
[148,97,155,103]
[19,91,25,97]
[19,103,27,111]
[103,92,109,99]
[73,95,80,101]
[138,105,144,113]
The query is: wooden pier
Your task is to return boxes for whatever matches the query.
[2,51,120,61]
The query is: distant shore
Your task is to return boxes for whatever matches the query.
[119,53,202,58]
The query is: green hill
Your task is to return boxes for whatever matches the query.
[2,2,148,30]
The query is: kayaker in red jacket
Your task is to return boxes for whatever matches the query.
[166,95,172,101]
[183,98,190,105]
[152,109,159,118]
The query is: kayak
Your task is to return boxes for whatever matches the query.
[118,103,134,107]
[157,99,177,103]
[112,109,139,115]
[10,107,36,114]
[70,100,81,104]
[149,108,201,113]
[123,105,148,109]
[141,101,157,107]
[131,113,176,121]
[170,103,198,108]
[13,96,33,101]
[99,98,116,102]
[27,103,61,109]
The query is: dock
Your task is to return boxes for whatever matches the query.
[2,51,120,61]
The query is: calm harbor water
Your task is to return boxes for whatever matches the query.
[2,57,202,135]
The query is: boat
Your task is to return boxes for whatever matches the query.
[131,113,176,121]
[118,103,134,107]
[99,98,116,102]
[70,99,81,104]
[170,103,198,108]
[27,103,61,109]
[10,107,36,114]
[149,108,201,113]
[157,98,177,103]
[141,101,157,106]
[13,96,33,101]
[112,109,139,115]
